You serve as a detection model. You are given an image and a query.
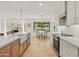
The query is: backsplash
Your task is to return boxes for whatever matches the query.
[71,25,79,37]
[58,25,79,38]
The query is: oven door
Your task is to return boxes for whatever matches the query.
[53,36,60,56]
[53,37,58,50]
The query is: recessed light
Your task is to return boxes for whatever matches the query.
[40,12,43,17]
[39,3,43,6]
[40,12,42,15]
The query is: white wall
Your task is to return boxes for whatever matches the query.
[0,20,5,33]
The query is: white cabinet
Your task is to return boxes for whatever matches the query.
[67,1,75,25]
[67,1,79,25]
[58,1,65,15]
[60,39,79,57]
[76,1,79,24]
[59,2,67,26]
[62,40,78,57]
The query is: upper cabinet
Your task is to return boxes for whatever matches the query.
[67,1,75,25]
[59,1,79,26]
[76,1,79,24]
[59,1,67,26]
[67,1,79,25]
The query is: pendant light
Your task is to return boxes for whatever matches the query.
[19,9,23,22]
[20,9,25,33]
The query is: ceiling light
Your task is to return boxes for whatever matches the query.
[40,12,42,15]
[39,3,43,6]
[40,12,43,17]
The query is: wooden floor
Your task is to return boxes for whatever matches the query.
[22,36,56,57]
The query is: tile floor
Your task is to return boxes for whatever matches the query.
[22,36,56,57]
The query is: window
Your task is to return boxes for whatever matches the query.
[33,22,50,32]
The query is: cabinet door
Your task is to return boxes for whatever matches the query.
[26,33,31,48]
[67,1,75,25]
[62,40,78,57]
[58,2,65,15]
[26,39,29,48]
[23,41,27,51]
[76,1,79,24]
[0,45,11,57]
[20,43,24,56]
[11,39,20,57]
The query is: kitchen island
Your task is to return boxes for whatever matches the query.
[0,33,31,57]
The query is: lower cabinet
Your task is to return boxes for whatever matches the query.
[0,39,20,57]
[20,39,31,56]
[26,33,31,48]
[11,39,20,57]
[24,41,27,51]
[20,41,26,56]
[26,39,30,48]
[0,33,31,57]
[0,45,11,57]
[60,39,79,57]
[20,43,24,56]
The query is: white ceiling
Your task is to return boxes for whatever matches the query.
[0,1,65,20]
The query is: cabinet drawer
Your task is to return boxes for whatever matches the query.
[63,40,78,57]
[0,45,11,57]
[20,40,27,56]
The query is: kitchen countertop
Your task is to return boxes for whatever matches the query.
[60,36,79,48]
[52,33,79,48]
[17,34,27,44]
[0,33,30,49]
[0,35,19,49]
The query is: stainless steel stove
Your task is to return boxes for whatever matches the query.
[53,34,60,57]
